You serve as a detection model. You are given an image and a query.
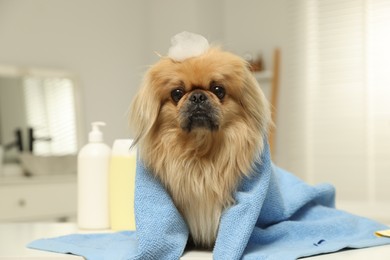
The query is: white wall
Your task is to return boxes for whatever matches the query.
[224,0,288,68]
[0,0,288,147]
[145,0,226,64]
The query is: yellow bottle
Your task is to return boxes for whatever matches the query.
[109,139,137,231]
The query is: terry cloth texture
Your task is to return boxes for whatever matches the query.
[28,142,390,260]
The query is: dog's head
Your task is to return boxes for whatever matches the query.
[130,47,270,160]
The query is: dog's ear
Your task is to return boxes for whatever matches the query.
[241,66,272,139]
[129,74,161,147]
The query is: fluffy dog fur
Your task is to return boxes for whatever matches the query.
[130,47,271,248]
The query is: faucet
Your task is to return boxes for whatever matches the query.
[28,127,52,152]
[4,128,23,152]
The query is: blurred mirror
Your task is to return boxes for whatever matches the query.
[0,66,83,177]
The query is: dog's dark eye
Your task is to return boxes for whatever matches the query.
[171,88,185,103]
[210,84,225,100]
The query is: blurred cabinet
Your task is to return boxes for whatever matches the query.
[0,175,76,221]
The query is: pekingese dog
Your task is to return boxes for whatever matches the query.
[130,47,271,248]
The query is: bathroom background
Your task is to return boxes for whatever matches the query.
[0,0,389,223]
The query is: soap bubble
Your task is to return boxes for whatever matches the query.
[167,31,210,62]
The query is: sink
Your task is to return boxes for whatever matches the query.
[19,153,77,176]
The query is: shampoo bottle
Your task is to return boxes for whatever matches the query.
[77,122,111,230]
[109,139,137,230]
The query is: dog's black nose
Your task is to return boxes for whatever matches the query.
[189,91,207,104]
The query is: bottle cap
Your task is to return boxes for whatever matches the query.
[89,122,106,142]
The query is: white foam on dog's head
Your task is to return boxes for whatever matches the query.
[167,31,210,62]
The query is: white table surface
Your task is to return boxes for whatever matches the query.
[1,222,389,260]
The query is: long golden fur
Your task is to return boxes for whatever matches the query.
[130,47,271,248]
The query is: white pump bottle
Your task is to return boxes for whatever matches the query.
[77,122,111,229]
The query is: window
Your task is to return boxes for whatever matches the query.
[280,0,390,222]
[23,76,77,155]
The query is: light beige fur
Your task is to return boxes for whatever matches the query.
[130,47,271,248]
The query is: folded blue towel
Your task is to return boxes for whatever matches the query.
[28,142,390,259]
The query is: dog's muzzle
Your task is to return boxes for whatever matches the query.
[179,91,220,132]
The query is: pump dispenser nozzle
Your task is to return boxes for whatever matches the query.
[89,121,106,142]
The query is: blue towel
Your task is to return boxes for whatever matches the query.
[28,142,390,259]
